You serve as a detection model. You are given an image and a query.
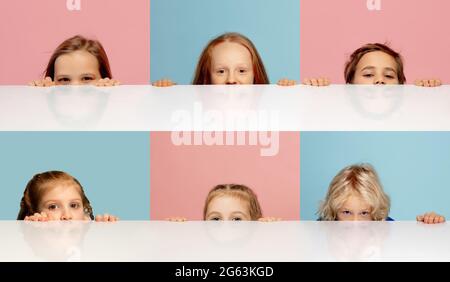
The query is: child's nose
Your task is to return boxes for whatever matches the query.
[60,208,72,220]
[226,73,237,84]
[346,214,360,221]
[374,76,385,85]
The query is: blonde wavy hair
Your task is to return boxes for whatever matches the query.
[203,184,262,220]
[318,164,390,221]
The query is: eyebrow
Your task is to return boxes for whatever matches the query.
[206,211,221,217]
[206,211,248,217]
[383,67,397,73]
[339,207,370,212]
[56,73,96,78]
[361,66,397,74]
[230,212,247,216]
[41,199,82,205]
[212,63,250,68]
[361,66,375,71]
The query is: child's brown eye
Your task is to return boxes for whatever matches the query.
[232,217,242,221]
[58,78,70,83]
[82,77,94,81]
[210,217,221,221]
[48,204,57,210]
[70,203,80,209]
[363,74,373,78]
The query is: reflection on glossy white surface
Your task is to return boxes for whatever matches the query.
[347,85,404,120]
[1,221,450,262]
[1,85,450,130]
[321,221,391,261]
[46,86,109,128]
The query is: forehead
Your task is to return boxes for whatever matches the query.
[208,194,248,212]
[40,181,82,201]
[210,41,252,64]
[54,50,99,74]
[341,193,371,210]
[357,51,398,70]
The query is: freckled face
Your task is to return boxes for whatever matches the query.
[210,42,254,85]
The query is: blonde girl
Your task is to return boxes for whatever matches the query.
[168,184,279,222]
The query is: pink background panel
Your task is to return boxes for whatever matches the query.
[0,0,149,85]
[150,132,300,220]
[300,0,450,83]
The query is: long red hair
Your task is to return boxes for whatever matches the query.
[192,32,269,85]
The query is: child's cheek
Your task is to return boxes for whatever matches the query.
[47,213,59,221]
[73,212,87,220]
[42,210,59,221]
